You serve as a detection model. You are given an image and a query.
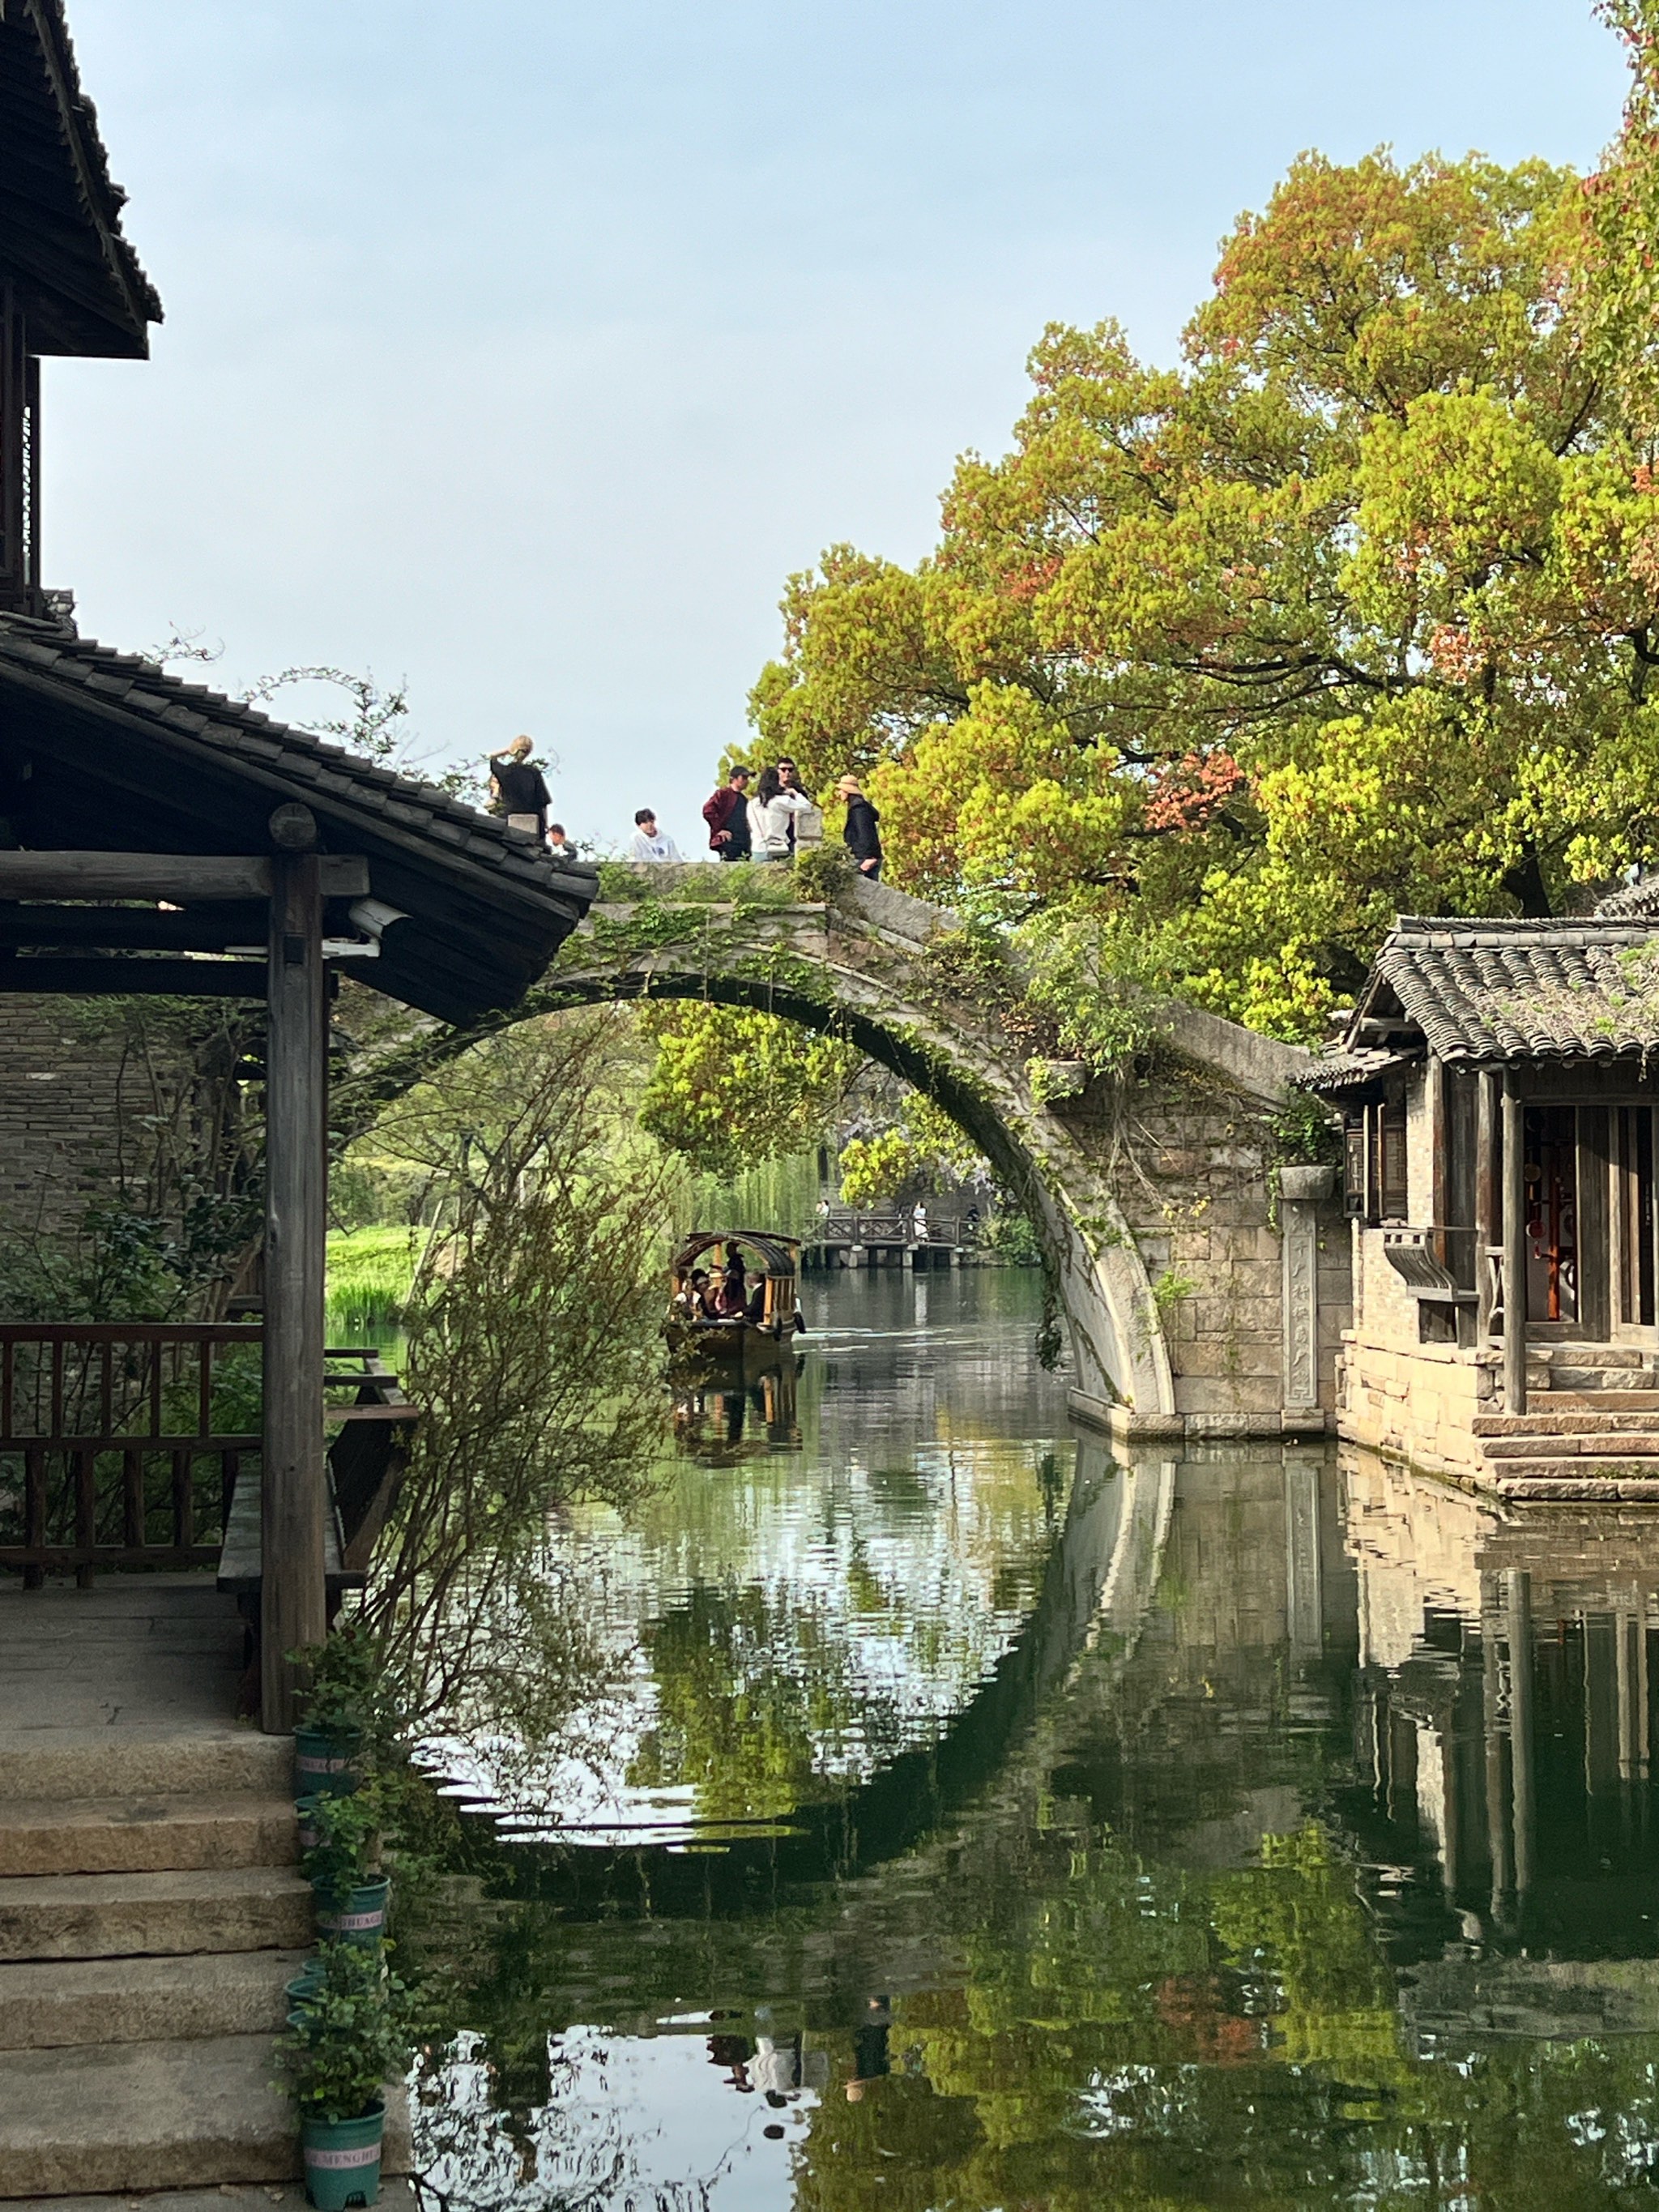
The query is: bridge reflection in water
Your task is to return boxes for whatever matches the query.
[417,1286,1659,2208]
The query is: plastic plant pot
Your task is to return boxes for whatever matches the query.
[313,1875,390,1949]
[293,1725,363,1799]
[287,1962,326,2004]
[295,1796,323,1853]
[301,2099,384,2210]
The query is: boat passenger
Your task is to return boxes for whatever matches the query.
[713,1262,748,1319]
[745,1278,768,1325]
[674,1267,712,1320]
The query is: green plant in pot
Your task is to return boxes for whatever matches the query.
[292,1626,385,1798]
[280,1941,413,2210]
[304,1782,390,1950]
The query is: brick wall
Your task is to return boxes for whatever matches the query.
[0,994,133,1241]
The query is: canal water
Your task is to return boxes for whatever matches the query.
[415,1267,1659,2210]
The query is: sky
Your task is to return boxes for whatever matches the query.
[48,0,1631,854]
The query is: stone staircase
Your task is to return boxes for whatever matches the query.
[1474,1344,1659,1501]
[0,1574,425,2202]
[0,1718,317,2197]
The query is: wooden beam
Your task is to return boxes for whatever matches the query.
[1502,1074,1528,1415]
[0,958,265,995]
[0,853,368,899]
[261,842,329,1732]
[0,903,268,948]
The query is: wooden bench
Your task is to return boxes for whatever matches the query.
[217,1351,420,1705]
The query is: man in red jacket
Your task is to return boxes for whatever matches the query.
[702,767,753,860]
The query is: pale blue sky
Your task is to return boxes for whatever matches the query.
[49,1,1628,851]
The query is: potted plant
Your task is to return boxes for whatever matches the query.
[304,1783,390,1951]
[292,1625,383,1798]
[280,1941,412,2210]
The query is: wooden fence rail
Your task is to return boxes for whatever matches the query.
[0,1326,417,1591]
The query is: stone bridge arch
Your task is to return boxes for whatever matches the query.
[346,867,1333,1435]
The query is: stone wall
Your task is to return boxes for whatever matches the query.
[1052,1056,1352,1435]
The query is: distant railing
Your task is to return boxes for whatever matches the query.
[0,1322,262,1588]
[811,1210,975,1247]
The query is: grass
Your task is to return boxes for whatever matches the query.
[326,1224,420,1335]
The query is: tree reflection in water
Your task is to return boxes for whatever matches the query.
[412,1274,1659,2210]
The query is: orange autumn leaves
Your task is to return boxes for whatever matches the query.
[748,126,1659,1037]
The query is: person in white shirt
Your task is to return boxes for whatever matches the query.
[747,767,814,861]
[629,809,682,863]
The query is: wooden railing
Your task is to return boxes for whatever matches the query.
[0,1322,262,1587]
[0,1327,420,1590]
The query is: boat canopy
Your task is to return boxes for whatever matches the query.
[672,1230,802,1278]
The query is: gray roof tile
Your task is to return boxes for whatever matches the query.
[1346,916,1659,1064]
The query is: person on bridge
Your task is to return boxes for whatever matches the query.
[702,767,753,860]
[747,767,812,861]
[546,822,580,861]
[629,809,682,862]
[837,775,882,879]
[487,736,552,840]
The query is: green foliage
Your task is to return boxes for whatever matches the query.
[301,1781,385,1908]
[1018,910,1183,1077]
[982,1205,1043,1265]
[296,1621,390,1744]
[344,1010,670,1739]
[791,843,857,902]
[638,1003,858,1172]
[279,1941,416,2124]
[836,1127,915,1206]
[747,135,1659,1036]
[838,1092,985,1206]
[325,1226,419,1334]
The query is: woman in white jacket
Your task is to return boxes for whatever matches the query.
[747,767,812,861]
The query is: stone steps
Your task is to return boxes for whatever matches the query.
[1528,1390,1659,1413]
[1475,1411,1659,1436]
[1484,1434,1659,1458]
[0,1950,308,2051]
[0,2035,412,2197]
[4,2187,419,2212]
[0,1795,298,1879]
[0,2033,296,2194]
[0,1727,292,1806]
[0,1867,313,1962]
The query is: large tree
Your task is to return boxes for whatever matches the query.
[749,117,1659,1036]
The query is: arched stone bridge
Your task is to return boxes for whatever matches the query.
[348,865,1346,1439]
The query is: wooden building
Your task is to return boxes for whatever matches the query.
[1309,904,1659,1497]
[0,0,599,1723]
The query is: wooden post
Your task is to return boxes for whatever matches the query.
[1475,1070,1498,1342]
[1502,1074,1527,1416]
[262,809,328,1732]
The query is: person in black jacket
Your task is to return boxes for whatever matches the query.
[487,736,552,840]
[837,775,882,879]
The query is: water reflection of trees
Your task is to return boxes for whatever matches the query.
[424,1443,1659,2209]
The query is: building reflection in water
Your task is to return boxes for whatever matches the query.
[1342,1449,1659,2039]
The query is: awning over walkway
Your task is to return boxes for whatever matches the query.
[0,612,598,1023]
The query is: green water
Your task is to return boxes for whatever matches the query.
[415,1269,1659,2210]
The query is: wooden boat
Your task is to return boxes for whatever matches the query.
[665,1230,805,1366]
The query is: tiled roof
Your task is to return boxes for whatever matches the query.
[1356,915,1659,1065]
[1299,1047,1415,1095]
[2,0,162,354]
[0,613,597,908]
[0,609,599,1023]
[1595,874,1659,920]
